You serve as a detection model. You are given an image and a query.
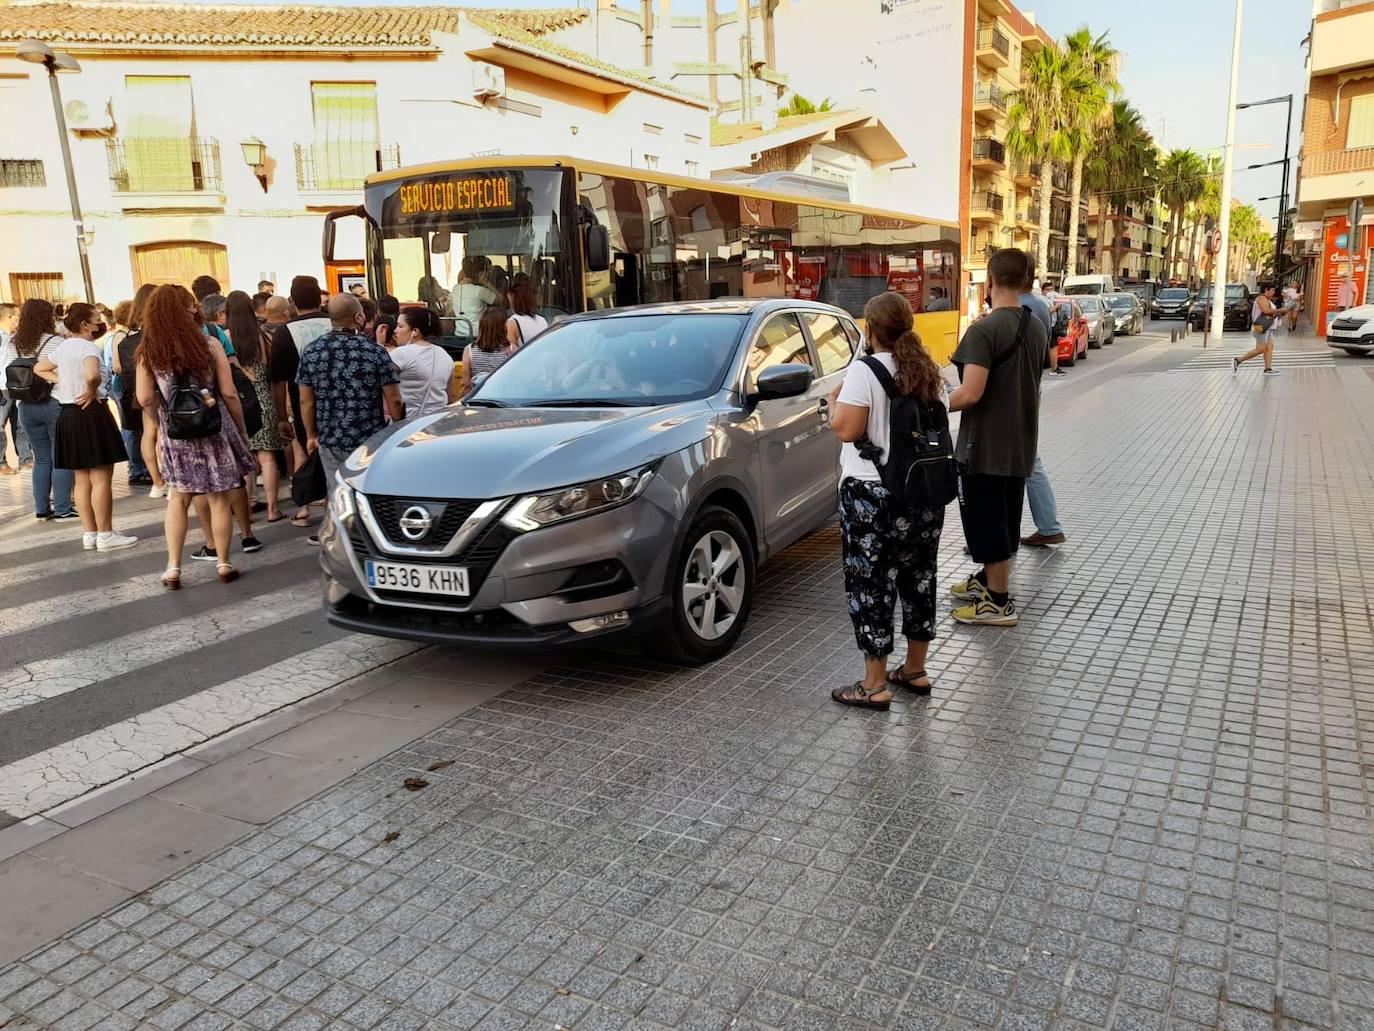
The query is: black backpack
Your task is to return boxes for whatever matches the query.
[163,372,223,441]
[855,356,958,511]
[4,335,55,404]
[230,364,263,439]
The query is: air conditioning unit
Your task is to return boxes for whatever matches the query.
[64,99,91,126]
[472,62,505,101]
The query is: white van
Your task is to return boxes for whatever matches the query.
[1061,274,1118,296]
[1326,304,1374,355]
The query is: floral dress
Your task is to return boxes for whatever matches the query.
[154,370,255,494]
[246,360,283,451]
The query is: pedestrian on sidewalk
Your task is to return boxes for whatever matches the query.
[1282,280,1302,332]
[136,285,254,587]
[0,300,34,474]
[1233,282,1282,376]
[1018,259,1067,548]
[297,294,403,543]
[35,303,138,552]
[225,290,285,524]
[114,284,160,493]
[946,248,1047,626]
[268,276,331,528]
[3,299,75,519]
[392,306,458,418]
[505,273,547,348]
[827,291,948,710]
[460,307,516,398]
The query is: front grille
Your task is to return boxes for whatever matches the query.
[365,494,481,549]
[346,510,516,610]
[1332,319,1363,331]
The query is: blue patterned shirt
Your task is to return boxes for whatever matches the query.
[295,329,399,450]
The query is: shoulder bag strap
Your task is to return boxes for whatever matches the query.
[859,355,898,397]
[991,306,1034,370]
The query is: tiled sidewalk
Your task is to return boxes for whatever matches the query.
[3,353,1373,1030]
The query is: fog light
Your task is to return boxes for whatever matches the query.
[568,610,630,633]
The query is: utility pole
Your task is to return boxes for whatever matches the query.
[1211,0,1244,340]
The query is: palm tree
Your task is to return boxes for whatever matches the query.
[1007,45,1078,277]
[778,94,833,118]
[1084,101,1156,280]
[1185,155,1221,287]
[1063,28,1118,275]
[1157,148,1206,282]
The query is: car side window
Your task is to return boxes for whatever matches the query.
[802,312,853,378]
[749,313,809,372]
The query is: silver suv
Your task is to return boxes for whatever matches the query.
[319,299,858,662]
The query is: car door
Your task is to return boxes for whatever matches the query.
[746,311,840,554]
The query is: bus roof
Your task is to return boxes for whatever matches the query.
[365,155,959,232]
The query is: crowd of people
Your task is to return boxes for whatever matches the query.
[0,264,548,584]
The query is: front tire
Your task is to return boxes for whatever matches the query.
[667,506,755,664]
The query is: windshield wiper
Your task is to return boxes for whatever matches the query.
[465,398,511,408]
[524,399,639,408]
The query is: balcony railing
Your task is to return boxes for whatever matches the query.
[295,142,401,191]
[1302,146,1374,177]
[1051,165,1069,192]
[972,137,1006,164]
[971,190,1005,214]
[976,26,1010,58]
[1012,158,1041,181]
[1019,205,1042,223]
[106,137,222,192]
[973,82,1008,112]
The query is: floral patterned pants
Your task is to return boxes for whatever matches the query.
[840,477,944,657]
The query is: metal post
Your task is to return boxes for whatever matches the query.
[1211,0,1244,340]
[1275,94,1292,280]
[45,61,93,304]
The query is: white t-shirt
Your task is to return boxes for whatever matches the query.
[508,312,547,346]
[391,342,455,418]
[452,282,497,325]
[836,352,951,483]
[49,335,102,405]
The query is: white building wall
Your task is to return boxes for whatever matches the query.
[0,27,708,306]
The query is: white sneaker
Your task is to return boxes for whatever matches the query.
[82,532,97,551]
[149,485,166,499]
[97,531,138,552]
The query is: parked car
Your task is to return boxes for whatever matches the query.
[1105,292,1144,336]
[1150,287,1192,320]
[1053,301,1090,366]
[1187,283,1251,331]
[1061,273,1118,296]
[1326,304,1374,356]
[319,298,860,664]
[1075,295,1115,348]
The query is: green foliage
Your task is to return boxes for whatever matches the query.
[778,94,833,118]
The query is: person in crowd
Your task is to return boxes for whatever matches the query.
[486,265,509,309]
[452,255,497,337]
[258,279,275,297]
[826,291,948,710]
[0,302,34,474]
[374,314,397,350]
[946,248,1046,627]
[224,290,285,524]
[297,294,404,544]
[1233,282,1283,376]
[926,287,952,312]
[319,289,331,310]
[191,279,235,360]
[113,283,160,494]
[506,272,547,348]
[1281,279,1303,332]
[34,302,137,551]
[349,282,368,299]
[392,306,458,418]
[252,291,271,323]
[201,293,228,330]
[460,307,515,398]
[360,297,378,336]
[105,296,150,485]
[2,299,73,518]
[136,286,254,587]
[1016,259,1067,547]
[379,295,400,318]
[267,275,331,527]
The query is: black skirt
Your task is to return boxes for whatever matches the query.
[55,402,127,470]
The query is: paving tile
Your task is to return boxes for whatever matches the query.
[0,854,132,966]
[153,750,343,825]
[253,711,437,768]
[341,674,506,722]
[45,758,210,831]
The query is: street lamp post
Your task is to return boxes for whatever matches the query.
[1211,0,1244,341]
[17,38,93,305]
[1237,94,1294,280]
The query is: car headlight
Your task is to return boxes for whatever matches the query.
[502,464,655,532]
[330,475,356,525]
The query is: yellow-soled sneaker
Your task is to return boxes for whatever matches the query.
[952,597,1018,626]
[948,574,990,602]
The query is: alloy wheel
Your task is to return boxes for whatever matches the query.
[681,529,745,641]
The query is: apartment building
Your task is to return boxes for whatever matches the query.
[1294,0,1374,331]
[0,3,708,304]
[1085,191,1168,283]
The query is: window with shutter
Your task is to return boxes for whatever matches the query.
[310,82,379,190]
[1347,93,1374,149]
[124,76,195,191]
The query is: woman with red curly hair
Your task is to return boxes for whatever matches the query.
[135,284,254,588]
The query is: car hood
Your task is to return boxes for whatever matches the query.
[1334,304,1374,324]
[346,401,715,499]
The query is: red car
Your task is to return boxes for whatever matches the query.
[1053,301,1089,367]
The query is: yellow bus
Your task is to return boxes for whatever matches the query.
[323,155,962,363]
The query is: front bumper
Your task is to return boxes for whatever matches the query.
[1327,335,1374,352]
[320,483,679,648]
[1152,307,1187,319]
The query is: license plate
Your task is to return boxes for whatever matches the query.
[366,560,469,597]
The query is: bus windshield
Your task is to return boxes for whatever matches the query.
[365,168,574,339]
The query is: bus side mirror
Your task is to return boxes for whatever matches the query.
[432,230,451,255]
[323,218,337,264]
[585,224,610,273]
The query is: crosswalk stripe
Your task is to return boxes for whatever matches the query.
[0,633,421,820]
[0,535,166,590]
[0,584,320,717]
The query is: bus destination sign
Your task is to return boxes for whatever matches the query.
[399,173,515,218]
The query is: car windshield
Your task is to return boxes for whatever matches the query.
[1108,295,1134,310]
[1196,286,1248,301]
[471,313,748,407]
[1077,297,1102,312]
[1063,284,1102,295]
[1159,289,1190,300]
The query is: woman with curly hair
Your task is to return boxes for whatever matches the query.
[135,284,254,587]
[2,298,76,519]
[826,290,948,710]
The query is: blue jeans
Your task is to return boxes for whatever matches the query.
[1,392,33,465]
[18,399,75,516]
[1025,454,1062,535]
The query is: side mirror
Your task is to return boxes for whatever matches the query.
[750,363,813,401]
[585,224,610,273]
[432,230,451,255]
[322,205,365,263]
